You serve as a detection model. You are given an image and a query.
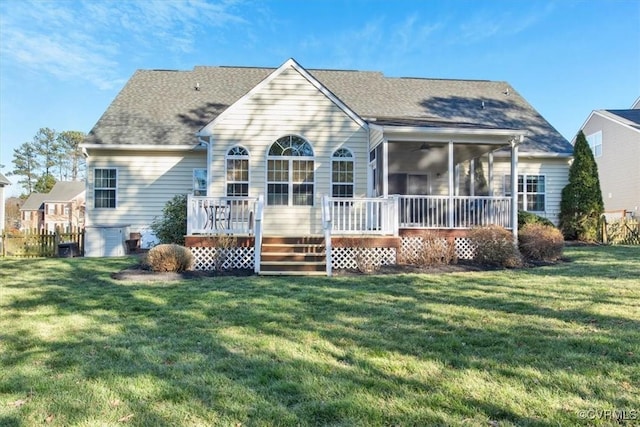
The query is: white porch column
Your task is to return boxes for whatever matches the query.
[382,139,389,197]
[488,151,494,196]
[206,136,213,196]
[510,141,519,240]
[448,140,454,228]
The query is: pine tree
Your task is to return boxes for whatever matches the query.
[33,127,59,177]
[10,142,40,194]
[57,130,86,180]
[559,131,604,241]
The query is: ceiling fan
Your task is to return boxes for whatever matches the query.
[412,143,430,152]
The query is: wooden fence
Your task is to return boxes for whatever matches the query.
[0,229,85,258]
[600,218,640,245]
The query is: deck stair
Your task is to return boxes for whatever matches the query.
[259,236,326,275]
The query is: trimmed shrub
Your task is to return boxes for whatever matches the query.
[400,230,458,266]
[469,225,522,268]
[518,211,554,229]
[150,194,187,245]
[144,244,194,272]
[519,223,564,262]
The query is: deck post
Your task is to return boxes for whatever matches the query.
[448,140,454,228]
[253,195,264,274]
[186,194,193,236]
[391,195,400,236]
[510,140,519,241]
[321,195,332,277]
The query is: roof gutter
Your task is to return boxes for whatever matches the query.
[80,144,204,151]
[382,125,527,144]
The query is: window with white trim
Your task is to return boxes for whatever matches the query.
[226,146,249,197]
[586,131,602,158]
[94,168,117,208]
[193,169,207,196]
[332,148,354,197]
[505,174,546,212]
[267,135,314,206]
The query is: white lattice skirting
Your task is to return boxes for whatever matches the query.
[189,237,475,272]
[454,237,475,260]
[190,247,254,271]
[331,247,396,270]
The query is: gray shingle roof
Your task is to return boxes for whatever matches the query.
[45,181,85,202]
[20,181,85,210]
[0,172,10,186]
[85,62,572,154]
[21,193,48,211]
[605,109,640,130]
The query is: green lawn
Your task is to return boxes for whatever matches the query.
[1,246,639,426]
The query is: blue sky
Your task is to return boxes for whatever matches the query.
[1,0,638,195]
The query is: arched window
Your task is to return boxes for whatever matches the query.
[331,148,354,197]
[267,135,315,206]
[226,146,249,197]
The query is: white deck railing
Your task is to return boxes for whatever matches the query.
[187,195,259,235]
[322,195,512,235]
[323,196,398,235]
[398,195,512,229]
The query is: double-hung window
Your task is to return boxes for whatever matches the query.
[94,168,117,208]
[505,174,546,212]
[267,135,314,206]
[226,146,249,197]
[586,131,602,158]
[332,148,354,197]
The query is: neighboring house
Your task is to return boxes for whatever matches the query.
[82,58,572,268]
[578,98,640,217]
[0,172,10,233]
[20,181,86,232]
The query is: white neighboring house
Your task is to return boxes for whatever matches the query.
[81,58,573,262]
[0,172,10,233]
[578,98,640,217]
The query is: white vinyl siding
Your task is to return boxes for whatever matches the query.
[493,157,569,225]
[85,150,206,234]
[205,65,368,235]
[582,113,640,214]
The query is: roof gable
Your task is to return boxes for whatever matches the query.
[198,58,366,135]
[582,110,640,135]
[0,172,10,186]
